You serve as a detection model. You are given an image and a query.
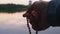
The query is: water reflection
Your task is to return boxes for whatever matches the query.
[0,12,60,34]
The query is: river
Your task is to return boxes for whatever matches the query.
[0,11,60,34]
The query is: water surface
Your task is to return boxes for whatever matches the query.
[0,12,60,34]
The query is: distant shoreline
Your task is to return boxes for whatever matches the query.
[0,11,26,14]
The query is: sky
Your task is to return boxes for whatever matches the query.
[0,0,51,5]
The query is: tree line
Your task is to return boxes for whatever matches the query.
[0,4,28,13]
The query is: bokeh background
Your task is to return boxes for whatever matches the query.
[0,0,60,34]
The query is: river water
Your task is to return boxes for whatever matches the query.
[0,11,60,34]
